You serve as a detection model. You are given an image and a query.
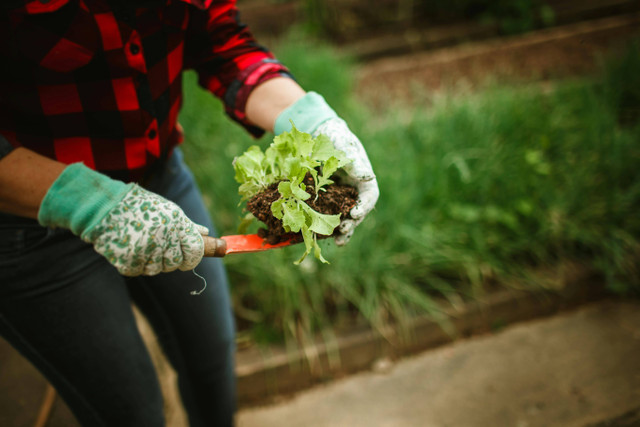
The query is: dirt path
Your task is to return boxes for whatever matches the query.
[238,299,640,427]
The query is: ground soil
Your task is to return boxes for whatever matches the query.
[246,174,358,244]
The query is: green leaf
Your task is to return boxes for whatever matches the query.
[317,155,346,189]
[322,156,342,178]
[233,146,269,199]
[277,181,294,198]
[238,182,263,201]
[281,201,306,233]
[234,146,264,181]
[314,236,329,264]
[290,123,314,158]
[238,212,256,234]
[312,134,338,161]
[291,182,311,201]
[295,227,315,265]
[283,157,302,180]
[310,212,340,236]
[301,203,340,235]
[271,198,285,220]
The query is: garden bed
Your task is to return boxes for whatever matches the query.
[356,12,640,103]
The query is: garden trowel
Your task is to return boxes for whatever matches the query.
[203,234,297,257]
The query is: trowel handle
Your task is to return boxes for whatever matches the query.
[203,235,227,258]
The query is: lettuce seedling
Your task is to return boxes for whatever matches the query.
[233,124,351,263]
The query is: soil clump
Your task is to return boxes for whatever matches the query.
[246,174,358,244]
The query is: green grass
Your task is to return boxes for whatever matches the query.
[179,36,640,347]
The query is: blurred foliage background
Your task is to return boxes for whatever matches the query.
[180,1,640,349]
[300,0,556,38]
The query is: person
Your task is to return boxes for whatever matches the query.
[0,0,378,425]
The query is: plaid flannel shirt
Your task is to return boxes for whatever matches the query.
[0,0,291,182]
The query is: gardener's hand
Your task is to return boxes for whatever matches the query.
[313,118,378,245]
[38,163,208,276]
[274,92,379,245]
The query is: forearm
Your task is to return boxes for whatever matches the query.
[245,77,306,133]
[0,147,66,219]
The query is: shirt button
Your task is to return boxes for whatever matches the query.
[148,129,157,139]
[129,43,141,55]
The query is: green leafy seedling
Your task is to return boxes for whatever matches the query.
[233,123,351,263]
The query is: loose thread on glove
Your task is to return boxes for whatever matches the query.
[190,268,207,296]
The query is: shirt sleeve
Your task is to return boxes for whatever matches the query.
[185,1,294,137]
[0,133,15,161]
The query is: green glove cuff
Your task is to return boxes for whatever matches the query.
[38,163,133,237]
[274,92,339,135]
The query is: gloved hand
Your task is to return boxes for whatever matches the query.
[38,163,207,276]
[275,92,379,245]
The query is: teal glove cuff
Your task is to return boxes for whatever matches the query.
[38,163,133,237]
[274,92,339,135]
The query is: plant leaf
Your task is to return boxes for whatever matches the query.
[281,200,306,233]
[295,227,315,264]
[238,212,256,234]
[301,203,341,235]
[291,182,311,201]
[312,134,338,161]
[290,123,314,158]
[271,198,285,220]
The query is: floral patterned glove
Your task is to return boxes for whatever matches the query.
[312,117,379,245]
[275,92,379,245]
[38,163,207,276]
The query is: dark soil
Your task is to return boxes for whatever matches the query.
[246,174,358,244]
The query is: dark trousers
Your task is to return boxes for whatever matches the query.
[0,149,236,426]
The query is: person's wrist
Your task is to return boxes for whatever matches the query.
[274,92,338,135]
[38,163,133,236]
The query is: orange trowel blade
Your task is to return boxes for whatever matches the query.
[221,234,296,254]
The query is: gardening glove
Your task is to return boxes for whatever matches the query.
[38,163,208,276]
[274,92,379,245]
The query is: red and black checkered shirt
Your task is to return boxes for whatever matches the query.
[0,0,291,182]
